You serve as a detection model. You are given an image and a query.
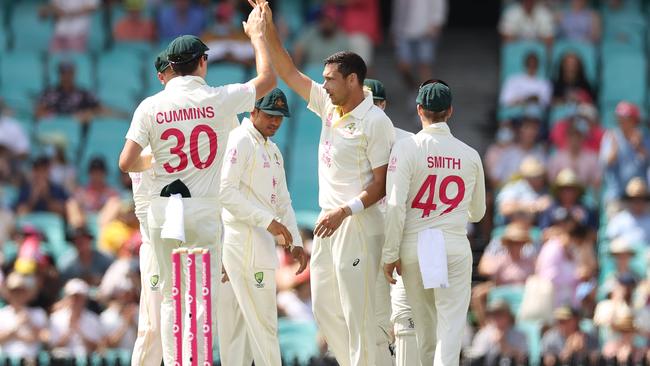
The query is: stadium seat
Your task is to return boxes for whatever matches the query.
[278,319,320,363]
[487,285,525,315]
[551,40,598,86]
[277,0,305,39]
[500,41,547,83]
[599,53,647,117]
[47,52,95,90]
[35,116,83,161]
[97,48,143,112]
[205,63,248,87]
[516,320,543,366]
[0,51,45,117]
[9,1,53,52]
[16,212,67,255]
[87,7,108,52]
[79,118,130,187]
[0,184,19,208]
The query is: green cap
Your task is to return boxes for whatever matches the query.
[154,49,170,73]
[416,82,452,112]
[364,79,386,101]
[255,88,291,117]
[166,35,209,65]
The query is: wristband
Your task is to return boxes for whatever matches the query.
[346,197,364,215]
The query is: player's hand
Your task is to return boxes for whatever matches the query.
[242,1,266,39]
[267,219,293,246]
[383,260,401,284]
[221,267,229,283]
[291,246,308,275]
[314,207,348,238]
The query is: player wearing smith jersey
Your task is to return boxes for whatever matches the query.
[383,81,486,366]
[118,4,276,364]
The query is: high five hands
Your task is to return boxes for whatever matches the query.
[243,0,269,38]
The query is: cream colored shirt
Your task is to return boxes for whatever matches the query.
[382,122,486,264]
[308,82,395,211]
[126,76,254,198]
[220,118,302,269]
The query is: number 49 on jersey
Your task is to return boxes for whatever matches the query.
[411,174,465,218]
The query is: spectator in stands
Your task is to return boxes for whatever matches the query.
[0,272,49,362]
[15,156,68,217]
[392,0,447,88]
[113,0,156,42]
[594,273,636,339]
[541,306,599,366]
[336,0,381,67]
[539,169,597,231]
[40,0,99,52]
[485,124,516,188]
[277,269,313,322]
[549,120,601,191]
[100,280,138,352]
[57,227,112,286]
[0,101,30,158]
[49,145,77,194]
[497,157,551,221]
[606,178,650,245]
[602,312,648,364]
[551,102,604,151]
[35,62,102,124]
[466,300,528,364]
[201,2,255,65]
[600,101,650,203]
[472,223,536,326]
[292,6,349,67]
[157,0,206,42]
[500,53,552,108]
[49,279,103,358]
[601,238,640,295]
[98,232,139,301]
[499,0,555,44]
[556,0,601,43]
[488,113,546,187]
[552,53,596,104]
[97,199,140,256]
[67,157,119,230]
[536,222,588,308]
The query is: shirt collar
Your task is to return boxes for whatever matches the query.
[242,117,266,144]
[165,75,206,89]
[422,122,451,134]
[336,90,374,120]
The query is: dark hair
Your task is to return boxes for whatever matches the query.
[524,52,539,67]
[324,51,367,85]
[422,109,450,122]
[32,156,50,169]
[170,54,206,76]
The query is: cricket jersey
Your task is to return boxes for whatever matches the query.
[308,82,395,212]
[220,118,303,269]
[129,146,154,221]
[382,122,486,264]
[126,76,254,198]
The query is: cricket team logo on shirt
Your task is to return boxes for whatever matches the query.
[254,271,265,288]
[321,140,333,168]
[150,275,160,290]
[343,122,357,136]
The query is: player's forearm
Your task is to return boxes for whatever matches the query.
[250,34,276,97]
[359,174,387,208]
[266,22,298,83]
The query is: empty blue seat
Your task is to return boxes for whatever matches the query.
[10,2,53,52]
[500,41,547,83]
[79,118,129,187]
[47,52,95,90]
[487,285,525,316]
[205,63,248,87]
[87,8,107,52]
[279,319,319,363]
[97,48,143,112]
[36,116,83,161]
[516,320,543,365]
[551,40,598,86]
[16,212,66,248]
[0,51,45,117]
[599,53,647,111]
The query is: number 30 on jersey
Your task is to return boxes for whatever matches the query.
[161,125,218,173]
[412,175,465,218]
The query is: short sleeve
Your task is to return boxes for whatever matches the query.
[216,82,256,116]
[125,99,152,149]
[366,113,395,169]
[307,81,330,118]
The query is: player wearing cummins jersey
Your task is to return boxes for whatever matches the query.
[130,50,173,366]
[118,7,276,364]
[364,78,420,366]
[383,81,486,366]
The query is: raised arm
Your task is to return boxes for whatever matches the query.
[262,2,313,101]
[243,3,276,99]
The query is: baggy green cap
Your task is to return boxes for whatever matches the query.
[166,35,209,65]
[255,88,291,117]
[154,49,170,73]
[416,82,452,112]
[363,79,386,101]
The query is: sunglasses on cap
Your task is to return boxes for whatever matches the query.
[419,79,449,89]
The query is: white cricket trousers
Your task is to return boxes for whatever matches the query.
[216,261,253,366]
[147,197,220,366]
[311,208,383,366]
[222,240,282,366]
[132,222,163,366]
[400,238,472,366]
[375,273,394,366]
[391,276,420,366]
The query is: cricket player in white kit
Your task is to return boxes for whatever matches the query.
[220,88,308,366]
[364,78,420,366]
[130,50,174,366]
[118,7,276,363]
[383,81,486,366]
[262,5,395,365]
